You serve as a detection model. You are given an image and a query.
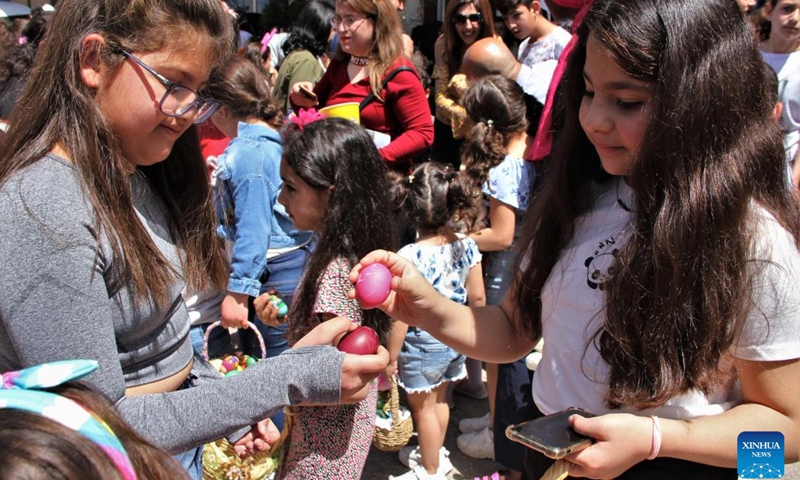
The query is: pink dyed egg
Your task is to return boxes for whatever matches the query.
[355,263,392,308]
[221,356,239,372]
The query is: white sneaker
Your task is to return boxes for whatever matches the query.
[389,464,448,480]
[456,426,494,460]
[398,445,452,473]
[458,412,492,433]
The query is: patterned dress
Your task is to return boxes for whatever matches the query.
[278,257,377,480]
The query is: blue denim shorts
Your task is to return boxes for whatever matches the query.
[397,327,466,393]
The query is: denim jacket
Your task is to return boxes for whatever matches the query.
[214,122,313,296]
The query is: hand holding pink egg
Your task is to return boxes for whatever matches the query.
[355,263,392,308]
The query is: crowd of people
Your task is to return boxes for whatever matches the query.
[0,0,798,480]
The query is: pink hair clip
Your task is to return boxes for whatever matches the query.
[261,28,277,54]
[288,108,325,132]
[218,0,237,18]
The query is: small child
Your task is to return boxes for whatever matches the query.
[388,162,486,480]
[275,116,395,479]
[456,74,536,469]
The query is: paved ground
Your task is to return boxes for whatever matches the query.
[362,391,500,480]
[360,388,800,480]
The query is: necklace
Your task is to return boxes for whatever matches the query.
[615,177,634,213]
[350,55,368,66]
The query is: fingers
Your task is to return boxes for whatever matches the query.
[233,436,255,458]
[569,414,599,438]
[258,418,281,444]
[340,346,390,402]
[253,293,280,326]
[349,250,410,281]
[293,316,357,348]
[220,318,247,329]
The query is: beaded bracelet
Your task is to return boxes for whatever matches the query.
[648,415,662,460]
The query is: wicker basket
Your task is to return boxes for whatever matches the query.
[202,321,285,480]
[372,377,413,452]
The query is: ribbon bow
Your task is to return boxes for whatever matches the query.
[527,0,595,162]
[0,360,138,480]
[288,108,326,132]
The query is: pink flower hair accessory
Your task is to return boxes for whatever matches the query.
[288,108,325,132]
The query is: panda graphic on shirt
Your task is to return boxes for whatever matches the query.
[584,235,619,290]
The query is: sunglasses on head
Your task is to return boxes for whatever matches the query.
[452,12,482,24]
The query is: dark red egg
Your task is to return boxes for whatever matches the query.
[337,326,380,355]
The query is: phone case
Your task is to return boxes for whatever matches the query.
[505,407,595,459]
[298,85,317,100]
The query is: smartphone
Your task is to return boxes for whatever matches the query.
[505,407,595,459]
[298,84,317,102]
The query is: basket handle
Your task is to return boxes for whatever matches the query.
[389,376,403,427]
[202,321,267,361]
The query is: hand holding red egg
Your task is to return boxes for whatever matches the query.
[336,326,380,355]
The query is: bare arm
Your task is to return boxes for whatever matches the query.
[348,250,535,363]
[384,319,409,378]
[567,357,800,478]
[465,261,486,308]
[469,198,516,251]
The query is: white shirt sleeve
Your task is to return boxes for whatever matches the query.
[731,209,800,361]
[514,60,558,104]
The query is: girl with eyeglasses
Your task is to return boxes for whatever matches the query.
[0,1,389,478]
[430,0,497,171]
[289,0,433,173]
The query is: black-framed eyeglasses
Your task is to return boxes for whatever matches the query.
[452,13,482,25]
[115,48,220,125]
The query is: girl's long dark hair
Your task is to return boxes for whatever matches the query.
[515,0,800,409]
[282,118,394,344]
[0,0,233,307]
[283,0,335,59]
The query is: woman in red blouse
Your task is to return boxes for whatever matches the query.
[291,0,434,172]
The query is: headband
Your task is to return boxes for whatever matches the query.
[0,360,138,480]
[527,0,594,162]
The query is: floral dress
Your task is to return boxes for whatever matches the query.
[278,257,377,480]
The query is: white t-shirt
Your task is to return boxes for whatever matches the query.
[515,60,558,105]
[517,26,572,68]
[761,50,800,164]
[533,179,800,420]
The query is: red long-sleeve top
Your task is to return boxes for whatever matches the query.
[314,57,434,171]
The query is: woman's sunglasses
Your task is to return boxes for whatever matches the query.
[451,13,482,25]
